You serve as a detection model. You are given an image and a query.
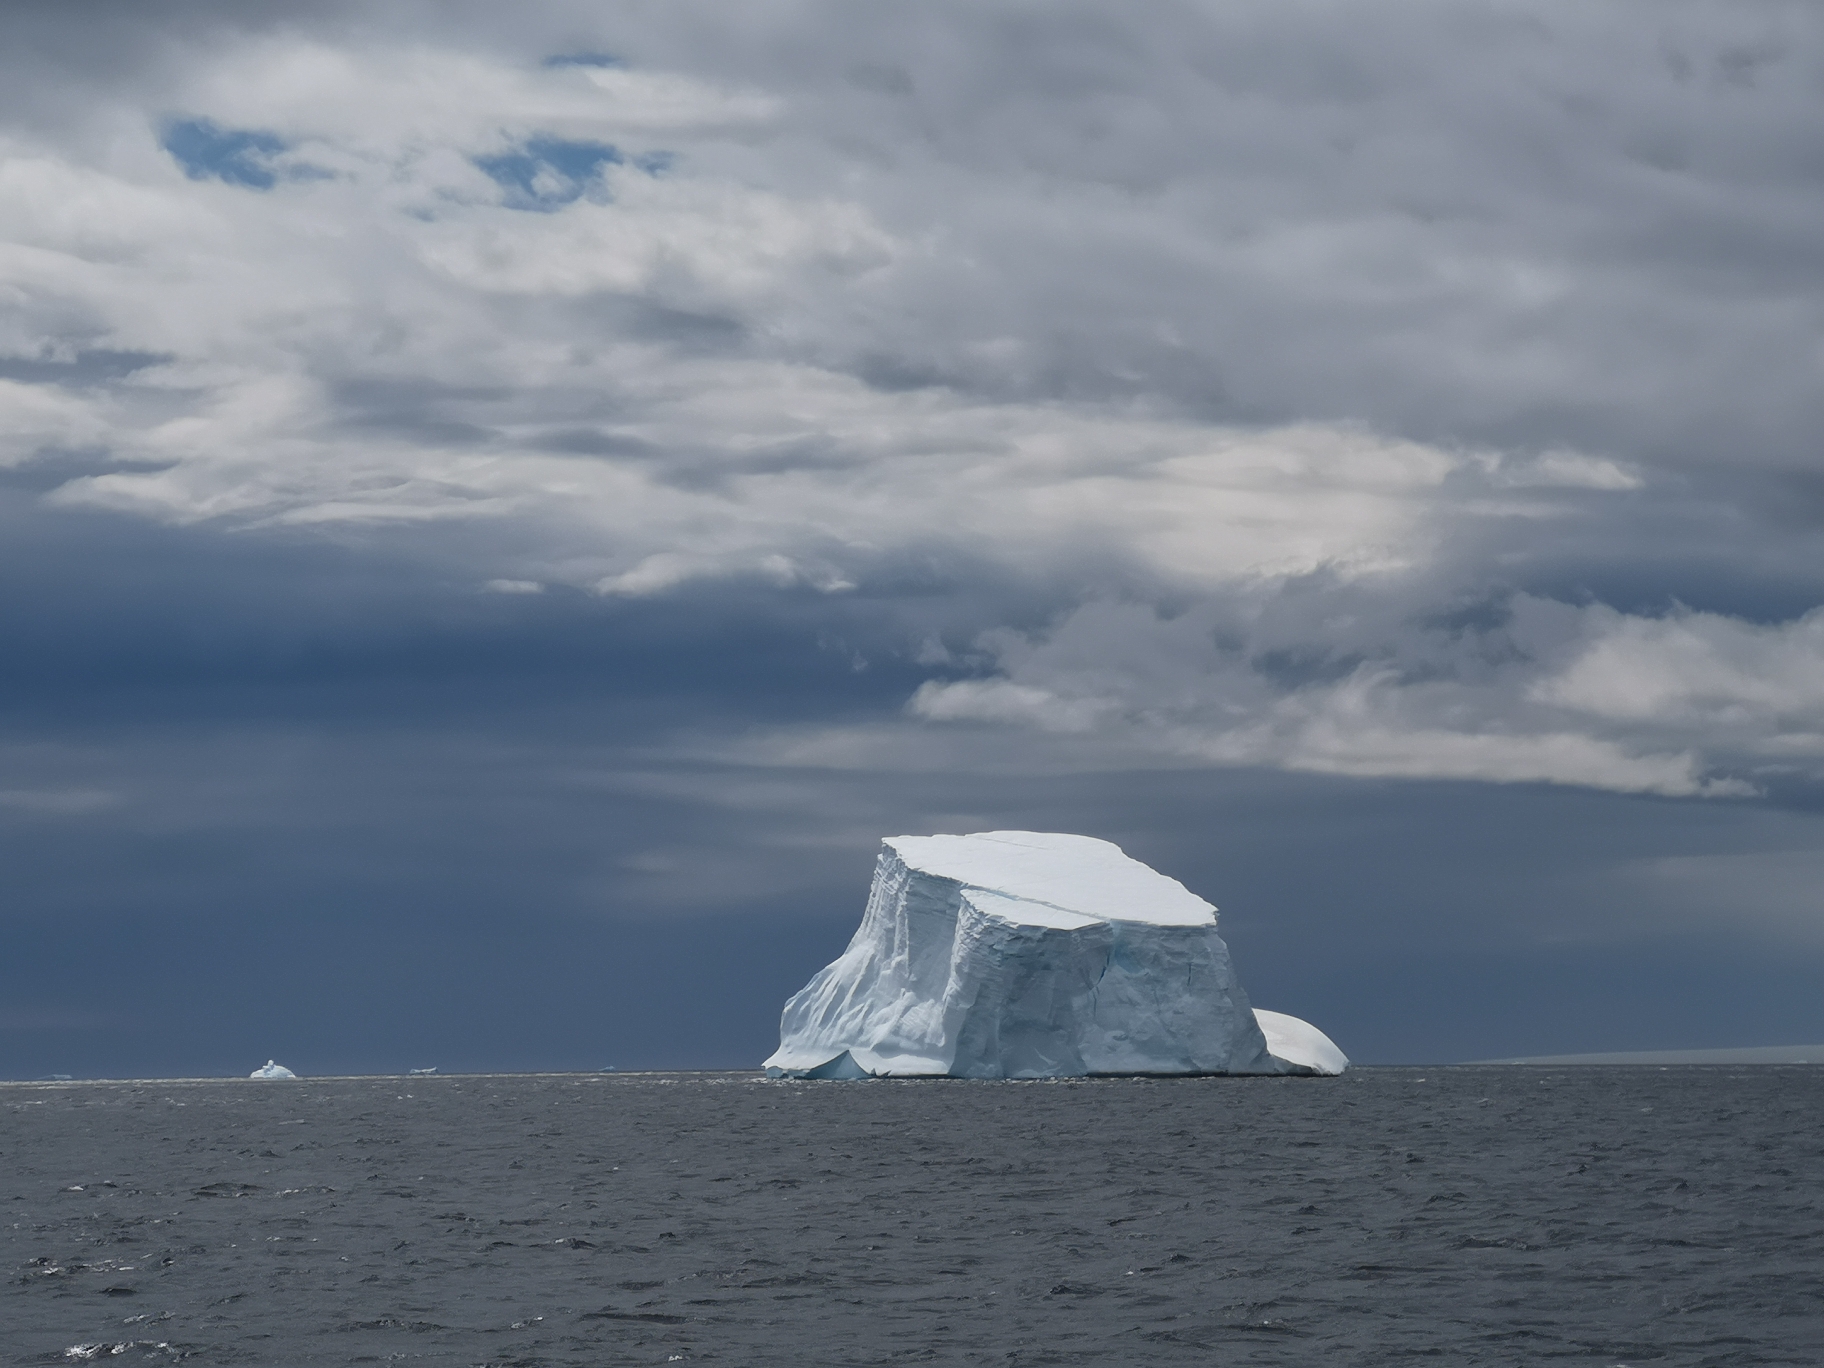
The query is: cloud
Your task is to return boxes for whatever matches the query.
[909,678,1112,734]
[903,595,1754,797]
[2,3,1823,797]
[1481,451,1645,492]
[0,377,113,464]
[1533,605,1824,752]
[0,787,120,815]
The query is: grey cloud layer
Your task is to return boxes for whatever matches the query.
[4,0,1823,794]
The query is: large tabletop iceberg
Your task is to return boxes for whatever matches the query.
[765,831,1346,1079]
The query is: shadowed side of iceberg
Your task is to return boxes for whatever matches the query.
[764,832,1327,1079]
[765,844,960,1076]
[796,1050,873,1079]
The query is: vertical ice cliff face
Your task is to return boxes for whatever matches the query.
[764,832,1345,1078]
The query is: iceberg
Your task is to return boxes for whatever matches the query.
[765,831,1346,1078]
[1253,1008,1349,1076]
[249,1060,298,1079]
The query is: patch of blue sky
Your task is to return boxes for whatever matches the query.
[474,136,626,212]
[161,118,329,190]
[162,118,284,188]
[542,52,623,69]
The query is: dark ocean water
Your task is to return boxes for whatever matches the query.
[4,1067,1822,1366]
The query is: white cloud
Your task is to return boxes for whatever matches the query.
[0,377,112,464]
[182,39,780,153]
[0,787,121,815]
[415,174,895,300]
[895,595,1779,795]
[909,679,1113,734]
[3,6,1823,797]
[1482,450,1645,491]
[1532,606,1824,749]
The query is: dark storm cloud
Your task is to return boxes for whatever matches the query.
[591,2,1824,458]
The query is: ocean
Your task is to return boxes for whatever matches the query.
[4,1067,1820,1365]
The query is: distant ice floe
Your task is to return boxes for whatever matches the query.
[765,831,1347,1078]
[249,1060,298,1079]
[1473,1044,1824,1065]
[409,1067,437,1075]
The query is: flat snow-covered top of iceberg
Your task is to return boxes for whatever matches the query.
[886,831,1215,927]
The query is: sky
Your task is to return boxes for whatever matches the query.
[4,0,1824,1076]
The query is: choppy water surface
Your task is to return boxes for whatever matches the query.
[4,1067,1821,1366]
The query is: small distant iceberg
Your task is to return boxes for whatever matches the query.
[249,1060,298,1079]
[408,1067,437,1076]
